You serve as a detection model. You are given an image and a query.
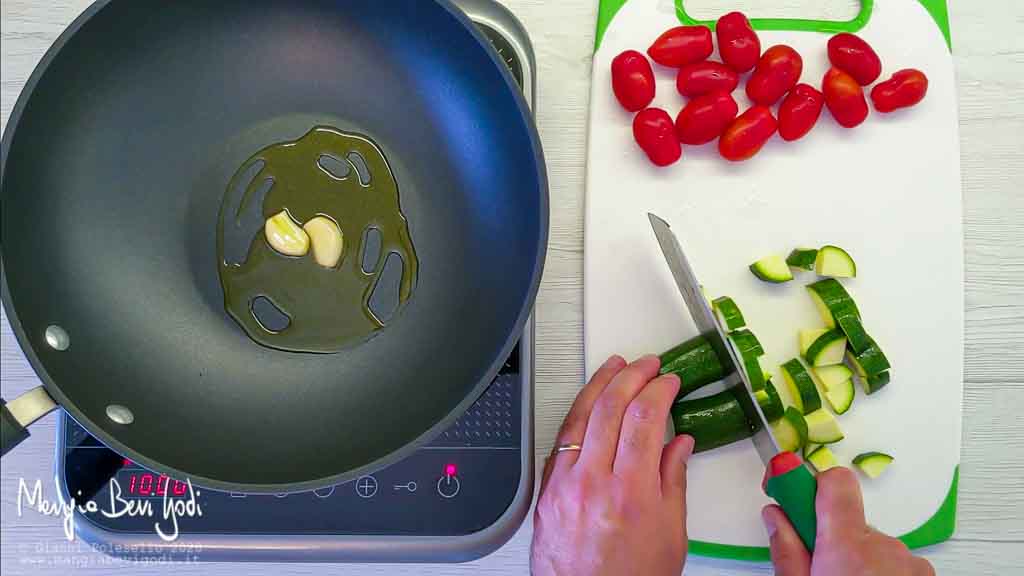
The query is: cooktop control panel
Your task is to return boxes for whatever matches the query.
[60,350,522,536]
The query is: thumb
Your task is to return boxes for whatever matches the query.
[763,505,812,576]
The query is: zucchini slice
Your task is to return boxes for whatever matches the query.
[803,443,821,458]
[799,328,829,357]
[729,329,766,391]
[805,329,848,367]
[771,407,808,452]
[750,255,795,284]
[824,378,855,414]
[671,388,754,453]
[846,340,891,379]
[728,329,764,357]
[815,245,857,278]
[805,409,844,444]
[835,312,872,354]
[807,445,839,472]
[756,380,785,422]
[853,452,894,479]
[857,371,891,395]
[781,359,822,414]
[812,364,854,391]
[712,296,746,332]
[806,279,861,328]
[786,248,819,271]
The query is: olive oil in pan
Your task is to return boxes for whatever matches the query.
[217,126,418,353]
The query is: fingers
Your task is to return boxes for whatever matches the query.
[544,355,627,486]
[612,373,680,479]
[660,434,694,506]
[815,467,868,541]
[762,505,812,576]
[578,355,662,472]
[911,556,937,576]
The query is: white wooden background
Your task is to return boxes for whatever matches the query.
[2,1,1022,574]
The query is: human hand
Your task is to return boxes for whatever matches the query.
[764,467,935,576]
[530,355,693,576]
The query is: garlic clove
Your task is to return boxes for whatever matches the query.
[303,216,344,269]
[265,210,310,257]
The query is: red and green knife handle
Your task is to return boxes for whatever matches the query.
[764,453,818,552]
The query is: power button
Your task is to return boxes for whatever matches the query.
[437,473,461,499]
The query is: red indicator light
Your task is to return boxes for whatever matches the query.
[445,464,457,477]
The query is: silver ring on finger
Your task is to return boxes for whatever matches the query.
[555,443,583,454]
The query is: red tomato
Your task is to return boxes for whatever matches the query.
[871,69,929,113]
[675,91,739,145]
[676,61,739,98]
[719,105,777,162]
[611,50,656,112]
[716,11,761,73]
[823,67,869,128]
[778,83,824,142]
[827,33,882,86]
[647,26,713,68]
[762,452,804,492]
[633,108,682,167]
[746,45,803,106]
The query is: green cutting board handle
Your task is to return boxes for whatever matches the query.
[675,0,874,34]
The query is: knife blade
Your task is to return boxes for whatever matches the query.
[648,213,818,551]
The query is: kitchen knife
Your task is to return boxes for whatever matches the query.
[648,213,818,552]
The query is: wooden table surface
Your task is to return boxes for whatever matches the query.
[2,1,1022,574]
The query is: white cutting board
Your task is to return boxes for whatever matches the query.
[585,0,963,558]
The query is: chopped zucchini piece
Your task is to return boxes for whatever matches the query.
[824,378,855,414]
[799,328,830,357]
[750,255,795,284]
[812,364,854,391]
[815,245,857,278]
[772,407,808,452]
[805,330,848,367]
[803,443,821,458]
[728,329,764,357]
[835,312,872,354]
[846,340,891,378]
[853,452,894,479]
[857,371,891,395]
[807,445,839,472]
[781,359,822,414]
[756,381,785,422]
[712,296,746,332]
[759,356,774,382]
[786,248,819,271]
[805,409,844,444]
[806,279,861,328]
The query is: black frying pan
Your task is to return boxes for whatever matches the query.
[0,0,547,493]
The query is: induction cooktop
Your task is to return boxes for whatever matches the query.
[56,0,536,563]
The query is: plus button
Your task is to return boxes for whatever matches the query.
[355,475,379,499]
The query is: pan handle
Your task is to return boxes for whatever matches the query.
[1,387,59,456]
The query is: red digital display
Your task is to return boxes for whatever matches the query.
[127,473,188,496]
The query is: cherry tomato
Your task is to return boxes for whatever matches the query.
[746,45,803,106]
[675,91,739,145]
[827,33,882,86]
[778,83,824,142]
[719,105,777,162]
[647,26,713,68]
[823,67,869,128]
[871,69,929,113]
[676,61,739,98]
[633,108,682,167]
[716,11,761,73]
[611,50,656,112]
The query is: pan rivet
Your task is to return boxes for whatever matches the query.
[106,405,134,425]
[44,325,70,351]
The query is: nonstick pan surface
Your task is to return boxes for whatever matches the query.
[0,0,547,492]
